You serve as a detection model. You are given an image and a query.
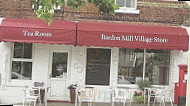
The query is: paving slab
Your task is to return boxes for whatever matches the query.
[12,102,177,106]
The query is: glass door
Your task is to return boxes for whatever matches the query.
[49,51,69,100]
[51,52,68,78]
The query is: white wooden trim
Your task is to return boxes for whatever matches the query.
[142,49,146,81]
[115,0,140,14]
[47,48,71,101]
[0,18,5,25]
[9,43,34,82]
[115,9,140,14]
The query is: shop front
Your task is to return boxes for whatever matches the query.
[0,18,189,103]
[76,21,189,102]
[77,21,188,83]
[0,18,77,102]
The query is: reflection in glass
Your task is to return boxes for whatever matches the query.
[14,43,32,59]
[11,61,32,80]
[116,0,125,7]
[86,48,111,85]
[146,50,170,85]
[116,0,135,8]
[118,48,170,85]
[126,0,135,8]
[126,0,132,7]
[52,52,68,78]
[118,48,144,84]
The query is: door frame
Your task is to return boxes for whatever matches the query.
[47,49,71,101]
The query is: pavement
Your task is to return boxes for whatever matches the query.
[13,102,177,106]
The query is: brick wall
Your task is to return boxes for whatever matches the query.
[0,0,36,18]
[55,0,190,26]
[0,0,189,26]
[137,0,190,26]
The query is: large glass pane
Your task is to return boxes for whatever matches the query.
[116,0,125,7]
[146,50,170,85]
[11,61,32,80]
[86,48,111,85]
[126,0,136,8]
[118,48,144,84]
[52,52,68,78]
[14,43,32,59]
[126,0,131,7]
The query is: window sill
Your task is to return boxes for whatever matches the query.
[117,84,170,89]
[6,80,33,87]
[117,84,139,89]
[115,8,140,14]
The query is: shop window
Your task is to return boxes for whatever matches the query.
[11,43,33,80]
[118,48,144,84]
[51,52,68,78]
[146,50,170,85]
[117,48,170,85]
[86,48,111,85]
[115,0,139,14]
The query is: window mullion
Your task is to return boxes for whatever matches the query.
[134,0,137,9]
[124,0,127,7]
[142,49,146,81]
[20,61,24,79]
[22,43,25,58]
[131,0,133,8]
[12,58,33,62]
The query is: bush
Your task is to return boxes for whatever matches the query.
[134,91,143,96]
[133,91,144,103]
[137,80,151,90]
[135,95,144,103]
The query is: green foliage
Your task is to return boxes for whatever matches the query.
[33,0,119,24]
[135,95,144,103]
[153,52,170,65]
[133,91,144,103]
[98,0,118,15]
[137,80,151,90]
[88,0,118,15]
[32,0,65,25]
[87,0,103,5]
[134,91,143,96]
[67,0,85,10]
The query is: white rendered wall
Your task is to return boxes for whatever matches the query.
[0,41,189,104]
[0,43,119,103]
[0,43,74,104]
[170,50,188,85]
[187,48,190,106]
[69,46,120,102]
